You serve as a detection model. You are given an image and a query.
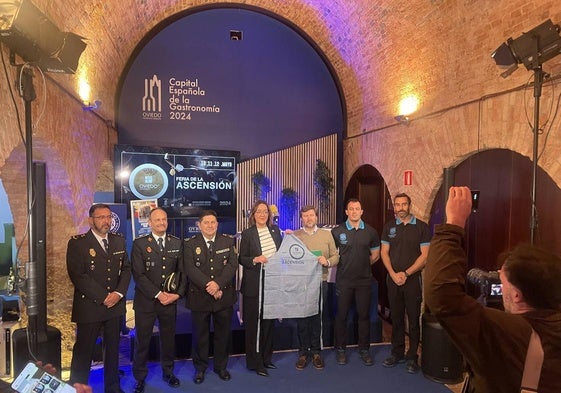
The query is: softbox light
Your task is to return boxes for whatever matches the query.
[0,0,86,73]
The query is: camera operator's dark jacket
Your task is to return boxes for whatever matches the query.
[424,224,561,393]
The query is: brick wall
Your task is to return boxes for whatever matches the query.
[1,0,561,366]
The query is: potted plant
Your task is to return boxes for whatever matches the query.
[251,170,271,201]
[279,187,298,228]
[313,159,334,214]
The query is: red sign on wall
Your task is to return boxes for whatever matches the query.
[404,170,413,186]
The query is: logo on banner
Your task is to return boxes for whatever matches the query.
[142,75,162,120]
[129,163,169,199]
[110,211,121,232]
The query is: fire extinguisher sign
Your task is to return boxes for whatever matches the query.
[404,170,413,186]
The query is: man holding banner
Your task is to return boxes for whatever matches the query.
[293,205,339,370]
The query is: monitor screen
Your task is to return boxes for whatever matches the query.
[114,144,239,218]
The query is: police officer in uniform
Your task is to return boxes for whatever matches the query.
[184,210,238,384]
[131,207,185,392]
[67,204,131,393]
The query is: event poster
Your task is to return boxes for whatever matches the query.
[115,145,239,219]
[130,199,158,239]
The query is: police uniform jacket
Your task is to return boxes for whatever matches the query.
[66,230,131,323]
[131,233,185,311]
[184,233,238,312]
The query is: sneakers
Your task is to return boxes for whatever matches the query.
[359,350,374,366]
[406,359,420,374]
[382,355,405,368]
[295,355,308,370]
[311,354,324,369]
[336,349,347,365]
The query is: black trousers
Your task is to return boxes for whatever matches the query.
[387,275,422,360]
[334,285,372,351]
[70,316,121,393]
[191,306,233,372]
[296,281,327,356]
[132,303,177,381]
[242,295,274,370]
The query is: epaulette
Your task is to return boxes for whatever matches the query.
[167,234,180,240]
[219,233,235,239]
[71,233,88,240]
[109,232,124,237]
[184,234,198,242]
[137,234,150,239]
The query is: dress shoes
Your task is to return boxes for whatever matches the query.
[163,374,180,388]
[382,355,405,368]
[256,368,269,377]
[133,380,145,393]
[214,368,231,381]
[193,371,205,384]
[264,362,277,369]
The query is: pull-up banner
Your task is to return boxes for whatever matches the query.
[262,234,321,319]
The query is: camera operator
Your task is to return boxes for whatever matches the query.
[425,186,561,393]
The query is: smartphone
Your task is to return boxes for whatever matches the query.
[471,190,480,212]
[11,362,76,393]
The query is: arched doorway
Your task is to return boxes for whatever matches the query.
[0,180,15,277]
[345,164,394,317]
[430,148,561,274]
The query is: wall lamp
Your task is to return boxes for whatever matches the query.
[395,95,419,125]
[491,19,561,78]
[0,0,86,73]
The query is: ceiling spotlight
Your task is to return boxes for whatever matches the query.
[491,19,561,78]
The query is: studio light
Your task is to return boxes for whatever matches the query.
[0,0,86,73]
[491,19,561,78]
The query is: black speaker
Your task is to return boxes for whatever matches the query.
[421,312,464,384]
[12,326,62,378]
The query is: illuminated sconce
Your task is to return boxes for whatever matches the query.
[395,95,420,124]
[78,76,100,110]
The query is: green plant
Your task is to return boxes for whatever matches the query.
[251,170,271,201]
[313,159,334,213]
[279,187,298,227]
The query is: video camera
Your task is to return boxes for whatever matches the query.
[467,268,503,306]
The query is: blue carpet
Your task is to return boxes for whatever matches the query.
[88,344,451,393]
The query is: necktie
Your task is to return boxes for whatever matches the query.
[158,237,164,252]
[207,240,214,254]
[102,238,109,254]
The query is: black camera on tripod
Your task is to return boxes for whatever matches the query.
[467,268,503,306]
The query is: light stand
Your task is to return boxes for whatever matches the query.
[492,19,561,245]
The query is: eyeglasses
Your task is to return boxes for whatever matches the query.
[92,215,112,220]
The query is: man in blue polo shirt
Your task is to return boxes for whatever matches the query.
[381,193,431,374]
[331,198,380,366]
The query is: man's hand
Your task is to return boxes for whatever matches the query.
[446,186,473,228]
[103,292,121,308]
[318,255,329,266]
[206,280,220,296]
[391,271,406,286]
[159,292,179,305]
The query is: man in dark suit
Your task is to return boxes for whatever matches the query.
[66,204,131,393]
[184,210,238,384]
[131,207,185,392]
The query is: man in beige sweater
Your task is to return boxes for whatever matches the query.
[293,205,339,370]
